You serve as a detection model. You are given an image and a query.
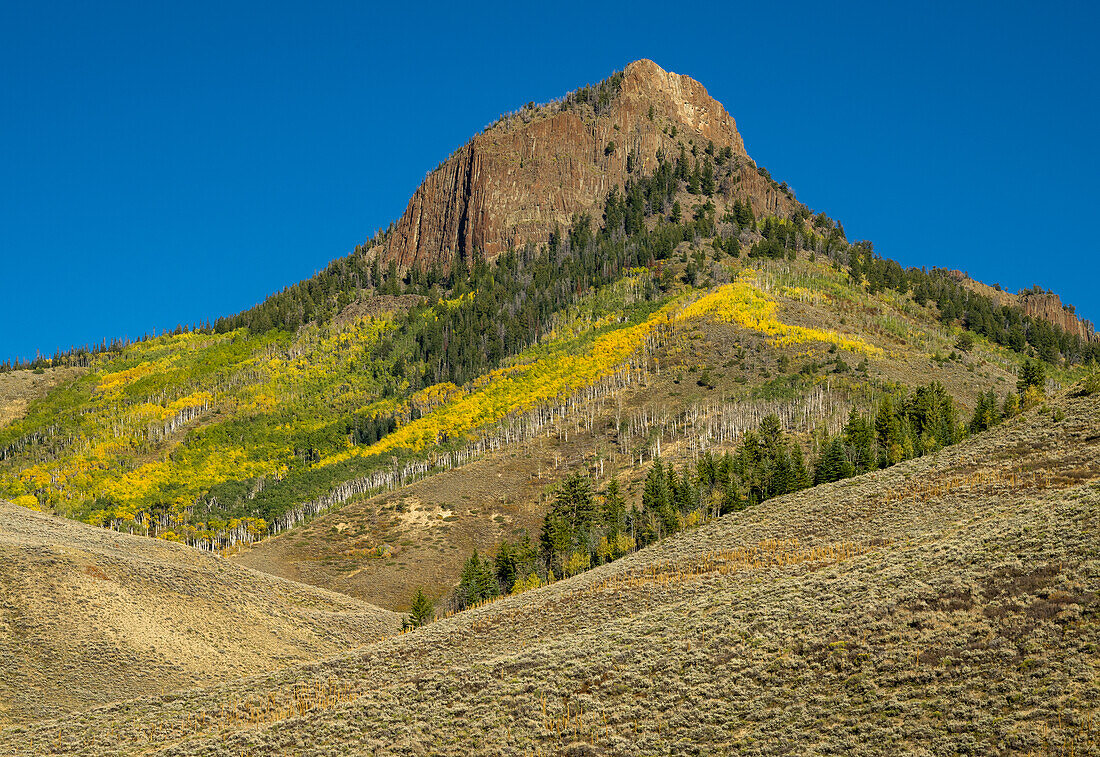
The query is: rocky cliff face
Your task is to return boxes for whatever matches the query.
[1018,291,1096,342]
[947,270,1096,342]
[382,59,796,269]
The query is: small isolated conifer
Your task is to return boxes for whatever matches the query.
[405,588,434,629]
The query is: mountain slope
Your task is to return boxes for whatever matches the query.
[4,390,1096,755]
[228,258,1027,610]
[0,502,400,727]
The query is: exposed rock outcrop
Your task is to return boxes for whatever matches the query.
[946,270,1096,342]
[1017,290,1096,342]
[382,59,796,269]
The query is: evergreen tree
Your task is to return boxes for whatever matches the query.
[1017,358,1046,395]
[670,201,682,223]
[790,441,812,491]
[814,436,854,485]
[494,541,517,593]
[601,478,626,537]
[843,409,876,474]
[456,549,499,609]
[875,395,904,467]
[701,159,716,196]
[405,588,434,629]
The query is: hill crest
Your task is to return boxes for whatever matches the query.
[0,500,401,726]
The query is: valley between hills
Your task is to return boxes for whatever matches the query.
[1,59,1098,755]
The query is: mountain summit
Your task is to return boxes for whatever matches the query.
[382,60,795,268]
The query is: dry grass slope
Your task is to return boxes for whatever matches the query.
[2,392,1097,755]
[0,504,401,727]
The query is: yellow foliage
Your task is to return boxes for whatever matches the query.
[438,291,475,309]
[563,550,591,577]
[679,270,882,357]
[597,532,636,563]
[10,494,39,511]
[323,298,681,464]
[167,391,213,413]
[511,572,543,594]
[1021,385,1044,411]
[96,362,157,393]
[409,382,462,412]
[778,285,819,304]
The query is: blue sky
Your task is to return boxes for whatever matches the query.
[2,1,1098,362]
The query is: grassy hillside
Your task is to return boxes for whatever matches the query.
[0,501,400,727]
[3,390,1096,755]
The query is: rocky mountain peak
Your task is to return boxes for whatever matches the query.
[620,59,746,154]
[381,60,792,270]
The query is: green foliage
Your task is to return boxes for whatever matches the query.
[1073,372,1100,397]
[1017,358,1046,396]
[871,382,958,465]
[814,437,854,485]
[539,473,597,575]
[731,198,755,230]
[492,531,539,594]
[843,408,876,474]
[847,244,1099,365]
[404,588,434,629]
[969,390,1003,434]
[453,550,500,610]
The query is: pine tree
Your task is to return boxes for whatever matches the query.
[687,160,701,194]
[790,441,812,491]
[494,541,517,593]
[814,436,854,485]
[1017,358,1046,395]
[601,478,626,538]
[670,201,682,223]
[721,476,743,514]
[875,395,903,466]
[843,410,875,474]
[701,159,716,196]
[456,549,499,609]
[406,588,434,629]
